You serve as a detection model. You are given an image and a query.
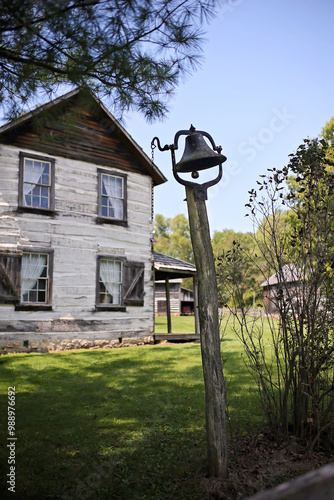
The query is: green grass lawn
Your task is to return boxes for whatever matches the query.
[155,315,196,333]
[0,316,263,499]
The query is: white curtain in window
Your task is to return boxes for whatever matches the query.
[23,170,42,196]
[102,175,123,219]
[21,254,46,298]
[100,260,122,304]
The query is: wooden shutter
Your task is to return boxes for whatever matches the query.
[123,261,145,306]
[0,252,21,303]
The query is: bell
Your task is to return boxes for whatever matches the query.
[176,127,226,174]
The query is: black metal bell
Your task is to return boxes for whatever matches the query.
[175,128,226,174]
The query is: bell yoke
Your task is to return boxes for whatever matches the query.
[151,125,226,200]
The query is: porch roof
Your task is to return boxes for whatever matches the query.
[153,251,196,281]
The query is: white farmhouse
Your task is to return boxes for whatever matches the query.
[0,89,166,352]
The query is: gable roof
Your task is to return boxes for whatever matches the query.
[260,264,300,288]
[0,88,167,186]
[154,251,196,280]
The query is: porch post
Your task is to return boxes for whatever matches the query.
[165,277,172,333]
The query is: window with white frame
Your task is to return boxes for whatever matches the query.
[96,256,145,310]
[21,252,50,304]
[98,259,123,305]
[98,170,127,224]
[19,153,55,212]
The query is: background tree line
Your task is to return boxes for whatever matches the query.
[153,214,267,307]
[154,117,334,309]
[153,213,267,305]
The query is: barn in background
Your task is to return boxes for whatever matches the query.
[260,264,301,315]
[155,279,195,316]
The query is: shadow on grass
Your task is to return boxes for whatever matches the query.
[0,345,259,499]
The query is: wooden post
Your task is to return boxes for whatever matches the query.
[165,277,172,333]
[186,185,228,478]
[247,463,334,500]
[193,275,200,335]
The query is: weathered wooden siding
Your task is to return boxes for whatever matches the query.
[154,281,194,316]
[155,282,180,314]
[1,103,148,178]
[0,144,155,344]
[156,298,180,314]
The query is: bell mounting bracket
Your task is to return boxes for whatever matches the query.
[151,126,225,201]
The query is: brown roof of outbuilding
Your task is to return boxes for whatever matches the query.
[260,264,300,287]
[153,251,196,280]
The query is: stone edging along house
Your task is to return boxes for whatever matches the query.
[0,88,167,352]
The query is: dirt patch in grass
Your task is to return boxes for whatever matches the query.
[201,432,333,499]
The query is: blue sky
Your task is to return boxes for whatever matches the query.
[125,0,334,235]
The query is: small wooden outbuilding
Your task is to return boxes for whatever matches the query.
[155,279,194,316]
[260,264,301,315]
[153,251,198,334]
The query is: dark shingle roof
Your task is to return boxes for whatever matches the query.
[153,251,196,280]
[260,264,300,287]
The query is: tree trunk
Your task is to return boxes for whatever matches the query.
[186,185,228,478]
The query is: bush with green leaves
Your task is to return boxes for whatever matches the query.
[217,138,334,450]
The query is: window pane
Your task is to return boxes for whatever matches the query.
[39,280,46,290]
[42,162,50,174]
[40,264,47,277]
[99,259,122,305]
[23,158,51,209]
[100,173,124,219]
[41,173,50,185]
[41,196,48,208]
[21,253,49,303]
[25,171,34,183]
[32,184,41,196]
[100,196,123,219]
[101,199,108,217]
[114,199,123,219]
[115,177,123,197]
[25,192,32,206]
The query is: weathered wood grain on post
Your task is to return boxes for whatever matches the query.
[165,277,172,333]
[247,463,334,500]
[186,185,228,478]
